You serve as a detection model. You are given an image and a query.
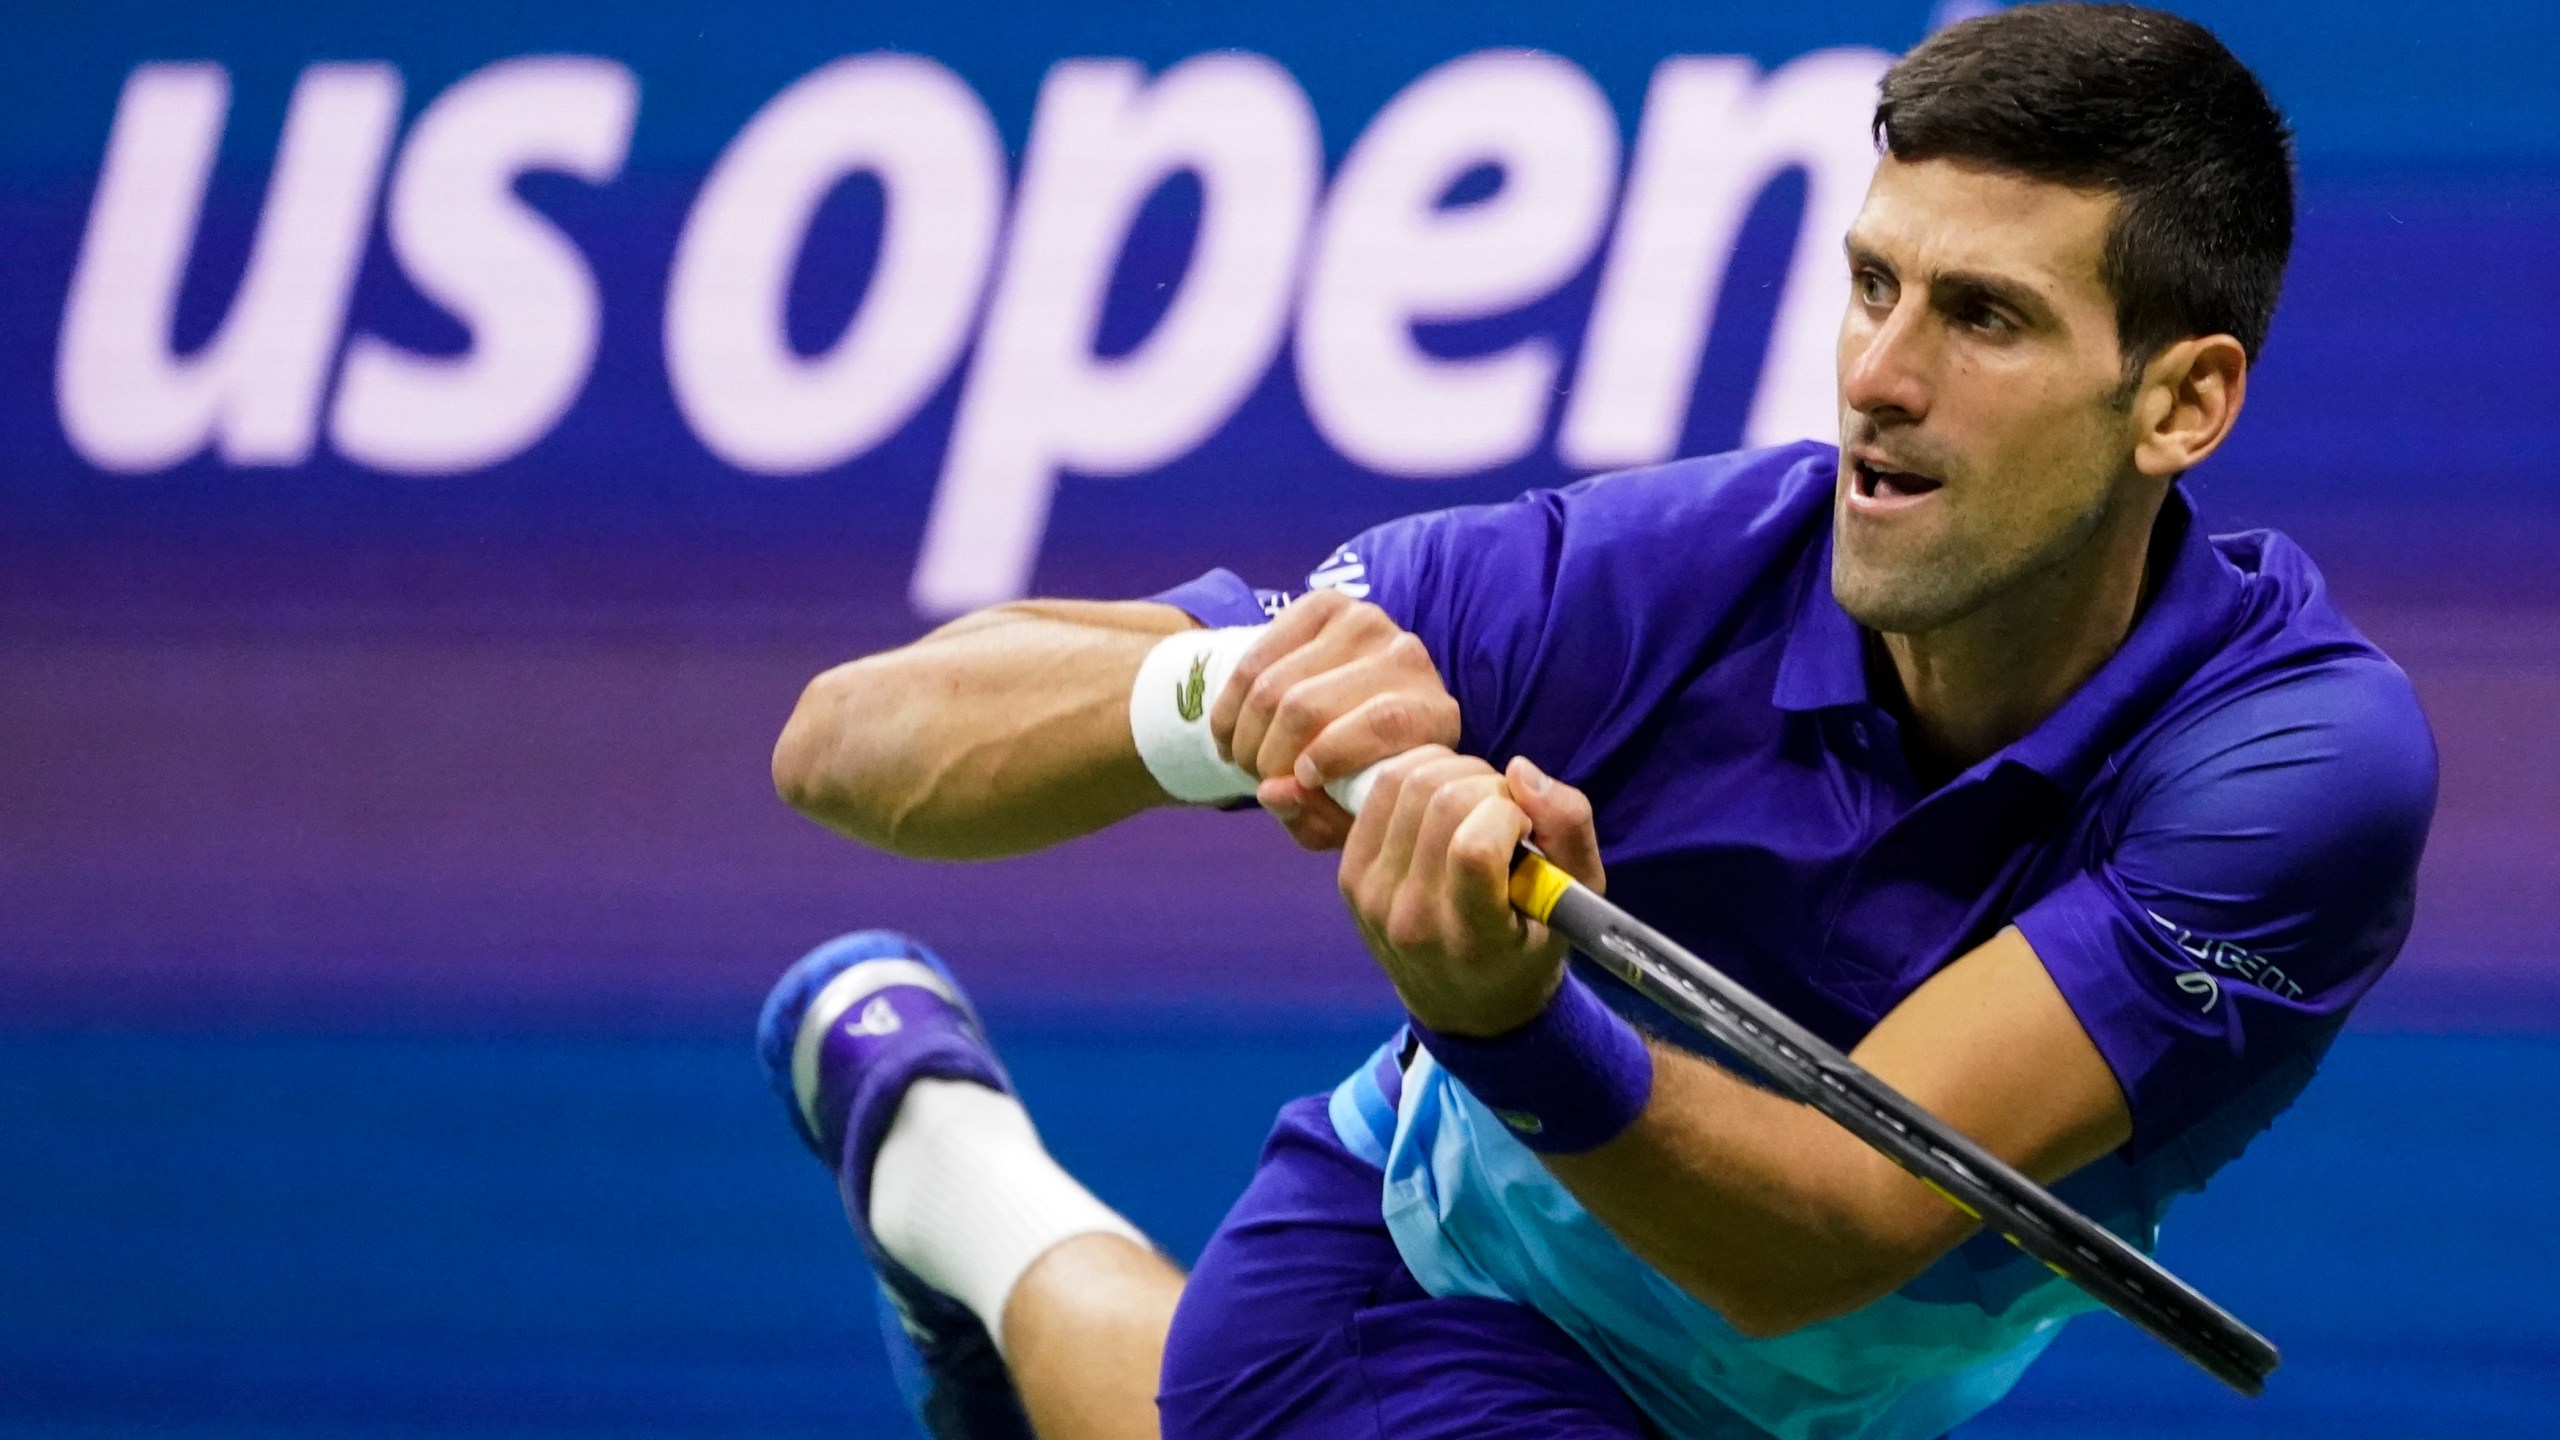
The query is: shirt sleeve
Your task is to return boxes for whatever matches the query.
[2013,656,2438,1153]
[1146,568,1293,629]
[1145,499,1570,755]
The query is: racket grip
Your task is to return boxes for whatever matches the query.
[1323,763,1577,926]
[1323,763,1384,817]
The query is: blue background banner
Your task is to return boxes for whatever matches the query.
[4,0,2556,557]
[3,2,2555,1435]
[3,0,2552,1026]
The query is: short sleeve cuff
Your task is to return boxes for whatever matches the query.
[1147,569,1273,629]
[2013,871,2231,1156]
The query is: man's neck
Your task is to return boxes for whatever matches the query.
[1877,487,2171,785]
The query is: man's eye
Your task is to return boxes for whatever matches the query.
[1855,271,1893,306]
[1962,306,2013,334]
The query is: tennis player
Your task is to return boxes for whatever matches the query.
[760,7,2434,1437]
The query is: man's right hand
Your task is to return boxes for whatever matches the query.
[1209,590,1461,851]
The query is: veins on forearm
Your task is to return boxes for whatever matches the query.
[774,602,1185,858]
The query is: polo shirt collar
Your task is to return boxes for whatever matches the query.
[1771,485,2245,790]
[1770,529,1869,713]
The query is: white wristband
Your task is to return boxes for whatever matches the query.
[1130,625,1265,804]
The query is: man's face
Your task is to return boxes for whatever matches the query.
[1832,156,2142,635]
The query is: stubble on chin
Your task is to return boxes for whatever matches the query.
[1835,480,2123,642]
[1831,535,1977,637]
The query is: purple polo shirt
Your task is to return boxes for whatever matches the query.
[1154,440,2437,1162]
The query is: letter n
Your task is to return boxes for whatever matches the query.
[1559,49,1891,467]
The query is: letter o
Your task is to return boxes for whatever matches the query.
[666,55,1004,475]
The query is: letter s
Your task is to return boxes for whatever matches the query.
[330,56,638,474]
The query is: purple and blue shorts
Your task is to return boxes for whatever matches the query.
[1155,1095,1657,1440]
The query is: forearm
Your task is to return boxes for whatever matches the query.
[1543,1044,1967,1338]
[1541,927,2129,1338]
[772,599,1199,860]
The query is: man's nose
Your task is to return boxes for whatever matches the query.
[1841,299,1933,425]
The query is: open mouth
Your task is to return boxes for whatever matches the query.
[1851,457,1944,503]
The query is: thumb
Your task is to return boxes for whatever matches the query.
[1505,756,1604,894]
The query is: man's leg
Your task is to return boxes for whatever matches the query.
[763,932,1657,1440]
[758,932,1177,1440]
[1002,1233,1184,1440]
[870,1074,1182,1440]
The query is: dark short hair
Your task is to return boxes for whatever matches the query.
[1873,3,2295,369]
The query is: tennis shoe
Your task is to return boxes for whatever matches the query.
[757,930,1032,1440]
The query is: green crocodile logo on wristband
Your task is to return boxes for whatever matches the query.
[1494,1108,1546,1135]
[1175,652,1210,723]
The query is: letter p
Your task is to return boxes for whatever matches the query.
[911,54,1320,616]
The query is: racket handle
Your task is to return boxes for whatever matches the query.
[1323,763,1384,817]
[1323,763,1578,926]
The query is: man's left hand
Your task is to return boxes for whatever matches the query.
[1338,748,1606,1038]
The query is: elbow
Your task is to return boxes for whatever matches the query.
[1707,1173,1967,1338]
[1719,1284,1878,1341]
[772,664,881,834]
[772,604,1028,833]
[1702,1233,1942,1340]
[770,704,824,818]
[773,655,1009,860]
[1721,1309,1804,1343]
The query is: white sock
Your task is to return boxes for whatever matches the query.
[867,1079,1151,1352]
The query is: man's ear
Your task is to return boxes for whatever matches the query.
[2130,334,2248,479]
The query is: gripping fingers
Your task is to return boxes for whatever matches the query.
[1211,590,1347,758]
[1343,747,1469,934]
[1292,661,1460,793]
[1338,744,1445,897]
[1223,626,1341,771]
[1251,652,1406,786]
[1397,778,1523,954]
[1379,759,1508,953]
[1230,596,1413,777]
[1445,790,1534,937]
[1257,774,1351,852]
[1506,755,1605,892]
[1371,753,1482,920]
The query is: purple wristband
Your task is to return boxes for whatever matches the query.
[1411,973,1654,1154]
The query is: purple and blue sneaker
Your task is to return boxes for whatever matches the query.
[757,930,1035,1440]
